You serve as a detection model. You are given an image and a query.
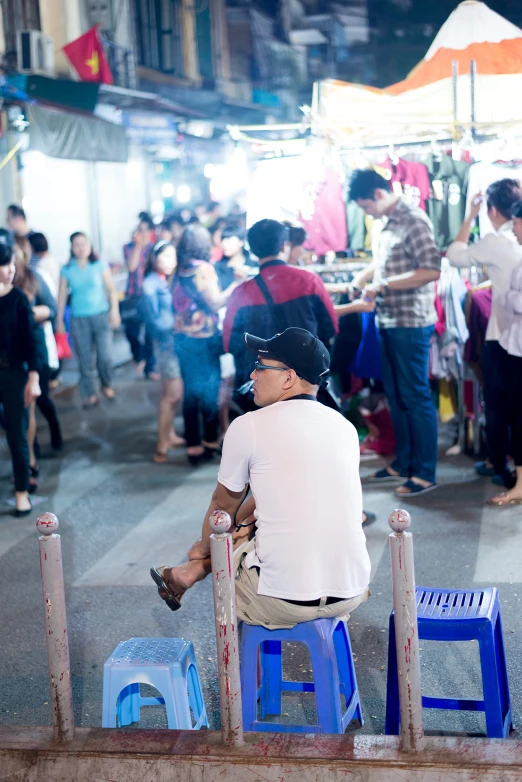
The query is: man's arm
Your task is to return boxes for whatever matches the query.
[351,261,375,290]
[365,219,440,298]
[188,482,249,560]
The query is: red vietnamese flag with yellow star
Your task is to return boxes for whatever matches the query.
[63,25,113,85]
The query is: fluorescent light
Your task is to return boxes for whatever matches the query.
[177,184,191,203]
[161,182,175,197]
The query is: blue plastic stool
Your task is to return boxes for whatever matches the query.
[386,587,513,739]
[102,638,208,729]
[240,618,362,733]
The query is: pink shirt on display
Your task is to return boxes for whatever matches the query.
[299,168,348,256]
[378,158,431,212]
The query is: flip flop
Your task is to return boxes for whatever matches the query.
[150,567,183,611]
[365,468,406,484]
[395,479,438,497]
[153,452,169,464]
[487,493,522,507]
[362,510,377,525]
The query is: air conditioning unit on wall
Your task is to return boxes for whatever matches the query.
[17,31,55,76]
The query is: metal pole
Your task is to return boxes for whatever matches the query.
[388,509,424,752]
[36,513,75,742]
[452,60,458,129]
[470,59,477,139]
[451,59,460,160]
[209,510,244,747]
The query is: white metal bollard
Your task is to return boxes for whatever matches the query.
[209,510,244,747]
[388,509,424,752]
[36,513,75,742]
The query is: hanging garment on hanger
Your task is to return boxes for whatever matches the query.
[377,157,431,212]
[424,153,470,251]
[346,201,366,251]
[466,161,522,237]
[299,167,348,256]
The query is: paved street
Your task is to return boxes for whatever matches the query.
[0,365,521,738]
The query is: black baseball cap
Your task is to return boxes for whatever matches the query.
[244,327,330,386]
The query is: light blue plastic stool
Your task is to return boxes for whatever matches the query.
[240,618,363,733]
[102,638,208,729]
[386,587,513,739]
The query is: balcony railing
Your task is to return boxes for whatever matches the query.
[102,39,135,89]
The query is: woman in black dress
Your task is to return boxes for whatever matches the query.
[0,235,41,516]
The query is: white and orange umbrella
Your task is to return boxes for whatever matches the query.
[314,1,522,145]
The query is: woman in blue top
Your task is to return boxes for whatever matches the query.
[57,232,120,409]
[141,241,184,462]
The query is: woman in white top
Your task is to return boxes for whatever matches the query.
[447,179,522,486]
[28,233,61,298]
[488,201,522,506]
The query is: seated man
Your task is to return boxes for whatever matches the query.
[152,327,371,629]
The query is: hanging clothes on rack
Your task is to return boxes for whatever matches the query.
[376,156,431,211]
[424,153,470,250]
[300,167,348,256]
[346,201,366,251]
[430,260,469,382]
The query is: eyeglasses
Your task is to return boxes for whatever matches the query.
[253,361,289,373]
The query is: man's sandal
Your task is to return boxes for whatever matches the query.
[153,452,169,464]
[394,479,438,497]
[150,566,183,611]
[365,468,406,484]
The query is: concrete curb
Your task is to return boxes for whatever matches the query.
[0,727,521,781]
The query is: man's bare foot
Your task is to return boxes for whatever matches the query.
[162,560,211,594]
[135,360,146,376]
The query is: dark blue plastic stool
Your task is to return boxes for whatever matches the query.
[386,586,513,739]
[240,618,362,733]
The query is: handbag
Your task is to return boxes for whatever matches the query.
[119,295,141,322]
[55,332,72,360]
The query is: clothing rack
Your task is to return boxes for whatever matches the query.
[309,262,369,274]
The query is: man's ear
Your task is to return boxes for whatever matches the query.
[282,369,298,390]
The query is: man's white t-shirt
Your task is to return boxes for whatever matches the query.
[218,398,371,602]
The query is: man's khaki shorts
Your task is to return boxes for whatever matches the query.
[233,539,370,630]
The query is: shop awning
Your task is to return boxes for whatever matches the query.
[27,103,128,163]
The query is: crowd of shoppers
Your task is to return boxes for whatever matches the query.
[3,181,522,517]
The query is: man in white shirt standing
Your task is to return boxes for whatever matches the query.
[151,327,371,629]
[447,179,522,487]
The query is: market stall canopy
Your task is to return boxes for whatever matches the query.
[314,1,522,145]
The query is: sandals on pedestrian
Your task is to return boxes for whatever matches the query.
[82,396,99,410]
[365,467,406,484]
[101,387,116,401]
[487,493,522,507]
[362,510,377,526]
[153,452,169,464]
[150,566,183,611]
[14,498,32,518]
[395,479,438,498]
